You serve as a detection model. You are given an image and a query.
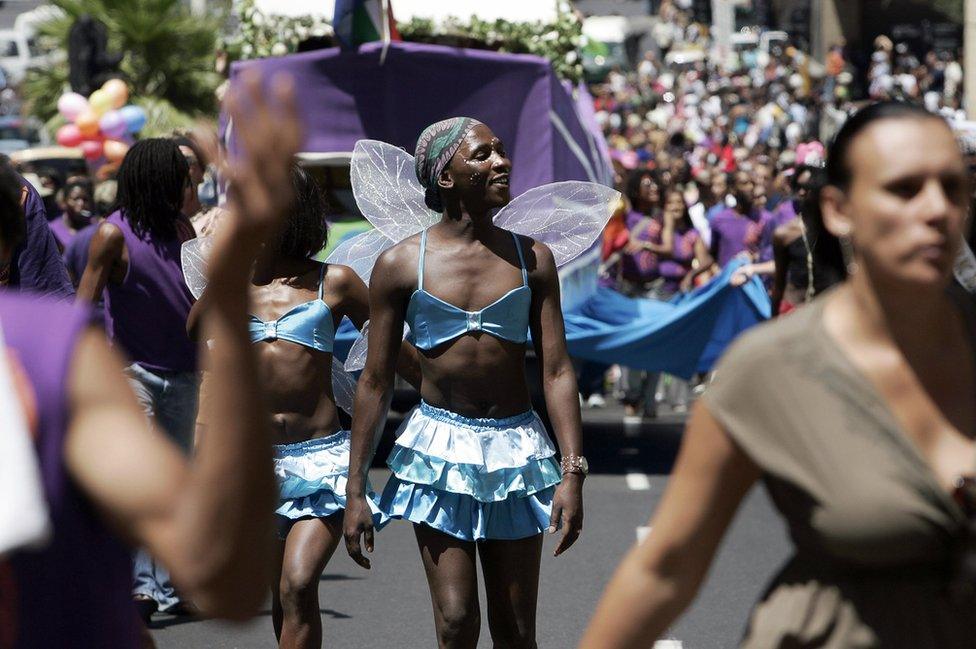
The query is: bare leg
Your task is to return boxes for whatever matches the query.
[271,536,286,641]
[478,535,543,649]
[277,515,342,649]
[414,524,481,649]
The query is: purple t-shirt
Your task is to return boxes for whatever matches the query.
[772,199,799,229]
[47,217,76,250]
[619,215,663,283]
[659,226,701,293]
[6,178,73,300]
[103,211,197,373]
[710,207,775,268]
[1,290,137,648]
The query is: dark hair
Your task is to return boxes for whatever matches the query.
[116,138,189,239]
[664,186,693,230]
[825,101,944,190]
[275,165,329,260]
[799,166,846,290]
[64,176,93,198]
[625,169,663,213]
[172,135,205,167]
[0,159,25,252]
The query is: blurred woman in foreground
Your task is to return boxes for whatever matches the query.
[580,102,976,648]
[0,71,299,648]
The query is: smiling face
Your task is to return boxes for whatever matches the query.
[440,124,512,211]
[822,117,969,288]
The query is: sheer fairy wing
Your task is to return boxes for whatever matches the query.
[344,321,371,372]
[350,139,439,242]
[343,320,411,373]
[331,357,357,414]
[324,229,396,285]
[956,239,976,293]
[181,236,214,299]
[492,181,620,268]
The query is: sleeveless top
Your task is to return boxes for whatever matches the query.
[405,229,531,351]
[248,264,334,353]
[0,291,137,648]
[103,211,197,373]
[704,289,976,648]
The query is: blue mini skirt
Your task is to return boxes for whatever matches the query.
[379,402,562,541]
[274,431,386,536]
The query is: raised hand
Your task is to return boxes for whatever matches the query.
[220,69,303,246]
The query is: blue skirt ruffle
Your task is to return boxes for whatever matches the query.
[274,432,386,533]
[378,402,562,541]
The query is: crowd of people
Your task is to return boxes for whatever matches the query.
[581,0,970,416]
[1,3,975,649]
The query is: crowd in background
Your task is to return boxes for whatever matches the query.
[580,0,969,418]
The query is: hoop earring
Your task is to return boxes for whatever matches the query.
[839,235,858,276]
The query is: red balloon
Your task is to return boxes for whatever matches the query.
[56,123,83,148]
[80,139,104,161]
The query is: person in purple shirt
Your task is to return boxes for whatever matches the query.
[0,71,301,648]
[709,169,776,286]
[705,171,729,222]
[76,138,201,621]
[48,177,95,251]
[2,175,74,299]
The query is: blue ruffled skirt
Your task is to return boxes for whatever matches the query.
[274,432,386,537]
[379,402,562,541]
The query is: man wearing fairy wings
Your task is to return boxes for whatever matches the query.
[340,117,618,648]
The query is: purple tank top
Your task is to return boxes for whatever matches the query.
[103,211,197,372]
[0,291,138,648]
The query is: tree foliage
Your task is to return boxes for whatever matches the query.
[23,0,222,134]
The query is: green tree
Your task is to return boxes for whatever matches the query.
[23,0,223,135]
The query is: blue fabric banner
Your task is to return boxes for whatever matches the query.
[334,260,769,381]
[562,260,770,379]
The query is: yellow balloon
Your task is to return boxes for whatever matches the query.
[102,78,129,109]
[89,89,113,116]
[75,110,100,138]
[104,139,130,163]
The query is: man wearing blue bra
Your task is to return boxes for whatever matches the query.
[192,165,419,649]
[344,117,587,648]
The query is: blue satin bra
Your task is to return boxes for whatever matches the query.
[248,264,335,353]
[405,228,532,351]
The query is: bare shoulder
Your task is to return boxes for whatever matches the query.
[509,232,555,275]
[324,262,363,291]
[717,301,822,374]
[92,220,124,248]
[373,233,421,287]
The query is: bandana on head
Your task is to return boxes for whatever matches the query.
[414,117,483,211]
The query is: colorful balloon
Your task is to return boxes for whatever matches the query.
[88,89,113,116]
[75,110,101,138]
[119,105,148,134]
[99,110,127,139]
[103,139,129,163]
[55,123,83,148]
[101,78,129,109]
[57,92,89,121]
[80,139,104,161]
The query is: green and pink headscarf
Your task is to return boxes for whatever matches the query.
[414,117,482,211]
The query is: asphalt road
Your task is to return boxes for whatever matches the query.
[151,409,791,648]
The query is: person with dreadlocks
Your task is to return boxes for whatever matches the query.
[77,137,199,622]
